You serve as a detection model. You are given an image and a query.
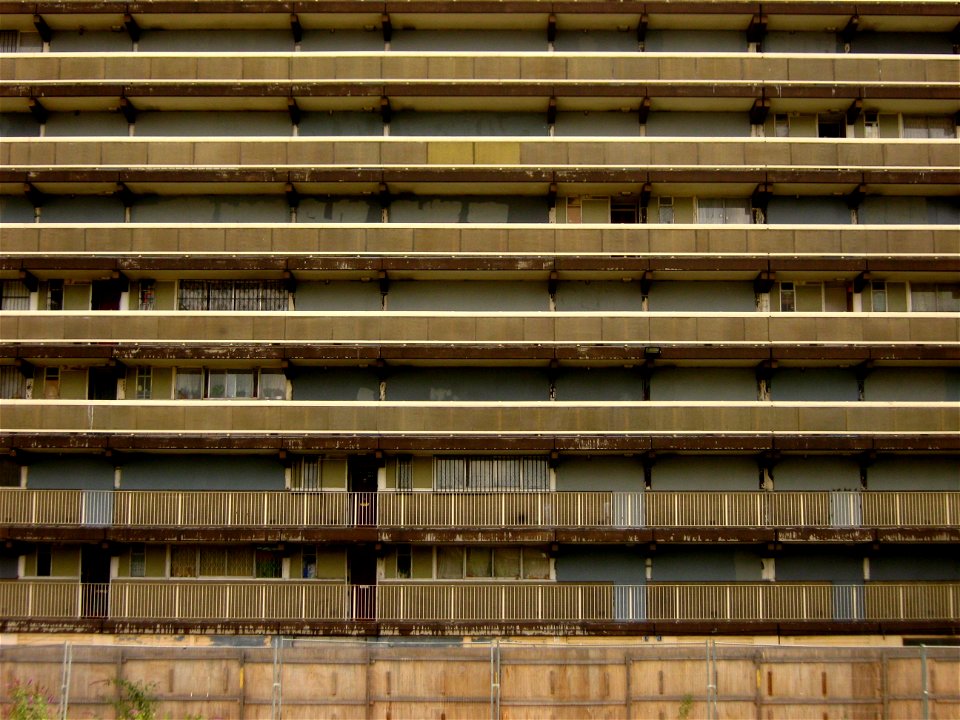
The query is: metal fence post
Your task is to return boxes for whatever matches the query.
[271,636,284,720]
[490,639,501,720]
[57,642,72,720]
[920,644,929,720]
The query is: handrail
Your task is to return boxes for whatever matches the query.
[0,581,955,624]
[0,489,956,529]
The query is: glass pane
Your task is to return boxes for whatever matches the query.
[437,547,463,579]
[493,548,521,579]
[259,371,286,399]
[465,547,492,578]
[522,548,551,579]
[723,200,751,224]
[936,285,960,312]
[175,369,203,399]
[778,284,795,312]
[697,199,725,224]
[435,457,467,490]
[910,283,938,311]
[207,370,227,398]
[229,371,255,398]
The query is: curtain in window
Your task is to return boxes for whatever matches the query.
[437,547,463,578]
[1,281,30,310]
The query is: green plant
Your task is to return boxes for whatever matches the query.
[111,678,157,720]
[6,679,51,720]
[677,693,694,720]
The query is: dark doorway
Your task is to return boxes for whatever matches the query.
[80,546,111,617]
[347,456,380,619]
[348,545,378,620]
[91,280,124,311]
[348,455,379,526]
[88,367,118,400]
[817,113,846,138]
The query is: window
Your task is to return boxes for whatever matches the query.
[610,199,639,224]
[178,280,287,311]
[36,546,51,577]
[0,366,28,400]
[657,197,674,224]
[175,368,284,399]
[291,456,323,490]
[436,546,550,580]
[1,281,30,310]
[862,281,907,312]
[42,367,60,399]
[255,548,282,578]
[902,116,956,139]
[863,111,879,138]
[434,456,550,491]
[774,113,790,137]
[697,198,752,224]
[0,30,18,52]
[46,280,63,311]
[174,368,203,399]
[910,283,960,312]
[134,367,152,400]
[773,282,849,312]
[0,31,41,52]
[138,281,156,311]
[396,545,412,579]
[397,456,413,491]
[258,370,287,400]
[173,546,263,578]
[130,544,146,577]
[207,369,255,399]
[302,549,317,578]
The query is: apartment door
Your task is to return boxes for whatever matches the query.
[348,545,377,621]
[348,456,378,526]
[80,546,111,618]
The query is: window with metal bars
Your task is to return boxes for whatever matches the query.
[171,546,260,577]
[436,546,551,579]
[177,280,287,311]
[434,456,549,491]
[291,456,323,490]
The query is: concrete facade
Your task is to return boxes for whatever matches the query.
[0,0,957,644]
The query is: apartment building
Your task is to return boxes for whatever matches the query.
[0,0,958,639]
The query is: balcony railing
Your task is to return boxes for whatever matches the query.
[0,581,955,625]
[0,490,956,530]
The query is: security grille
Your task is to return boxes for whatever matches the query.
[434,456,549,491]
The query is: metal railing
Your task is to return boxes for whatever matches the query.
[0,581,955,624]
[0,489,956,530]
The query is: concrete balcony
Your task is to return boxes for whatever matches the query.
[1,489,956,545]
[0,580,956,635]
[3,53,958,87]
[2,137,955,173]
[1,400,957,438]
[3,224,959,258]
[2,311,958,346]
